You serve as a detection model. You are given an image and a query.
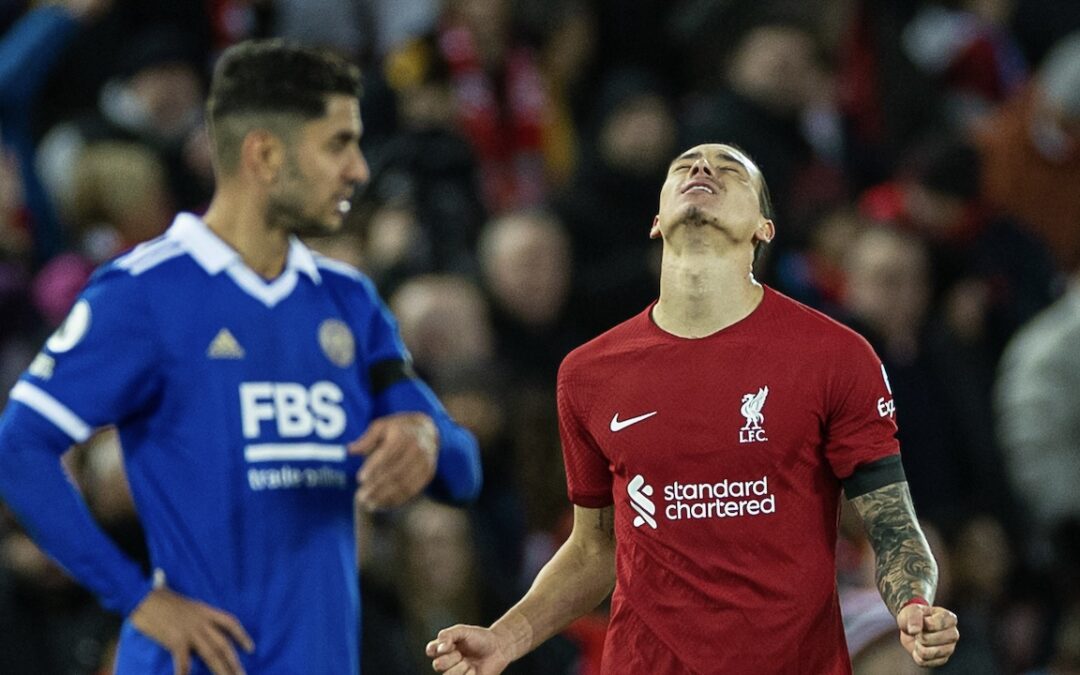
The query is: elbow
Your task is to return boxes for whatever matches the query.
[429,423,483,504]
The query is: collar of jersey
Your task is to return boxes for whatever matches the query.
[167,212,322,307]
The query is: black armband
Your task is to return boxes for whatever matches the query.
[368,358,417,395]
[842,455,907,499]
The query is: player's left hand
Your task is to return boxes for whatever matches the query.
[349,412,438,510]
[897,602,959,668]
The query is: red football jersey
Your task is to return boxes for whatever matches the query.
[557,286,900,675]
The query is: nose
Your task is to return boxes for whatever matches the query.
[346,145,370,185]
[688,157,714,177]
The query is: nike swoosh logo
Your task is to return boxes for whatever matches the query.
[610,411,657,432]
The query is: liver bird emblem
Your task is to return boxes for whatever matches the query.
[740,386,769,430]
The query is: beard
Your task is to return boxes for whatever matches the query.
[676,205,720,229]
[266,157,338,237]
[266,194,336,237]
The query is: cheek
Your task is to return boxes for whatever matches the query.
[658,181,677,211]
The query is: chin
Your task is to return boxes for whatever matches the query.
[676,205,720,228]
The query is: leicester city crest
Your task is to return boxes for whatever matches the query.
[318,319,355,368]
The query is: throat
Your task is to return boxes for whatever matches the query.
[653,273,764,338]
[203,205,290,281]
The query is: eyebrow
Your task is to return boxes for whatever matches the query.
[668,150,750,175]
[330,129,361,144]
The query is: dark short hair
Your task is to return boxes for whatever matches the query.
[206,39,360,172]
[722,142,775,264]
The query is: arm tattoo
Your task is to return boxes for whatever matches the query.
[594,506,615,541]
[849,482,938,614]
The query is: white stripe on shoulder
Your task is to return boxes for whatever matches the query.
[116,238,186,276]
[9,381,92,442]
[313,254,365,281]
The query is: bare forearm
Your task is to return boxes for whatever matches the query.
[850,482,938,614]
[490,507,615,663]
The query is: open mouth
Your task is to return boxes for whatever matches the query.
[681,181,717,195]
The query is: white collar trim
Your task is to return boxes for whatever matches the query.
[166,212,321,307]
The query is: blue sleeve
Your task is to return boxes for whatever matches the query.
[18,269,163,430]
[0,268,161,615]
[359,280,482,503]
[0,403,152,614]
[378,377,483,504]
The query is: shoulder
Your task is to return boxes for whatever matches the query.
[559,308,651,382]
[108,235,188,279]
[312,253,380,296]
[763,287,876,356]
[77,236,190,306]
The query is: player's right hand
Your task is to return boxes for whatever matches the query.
[426,625,512,675]
[131,587,255,675]
[897,602,959,667]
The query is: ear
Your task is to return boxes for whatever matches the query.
[240,129,286,185]
[649,215,662,239]
[753,219,775,245]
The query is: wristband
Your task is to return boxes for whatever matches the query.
[902,596,929,609]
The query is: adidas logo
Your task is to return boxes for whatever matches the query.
[207,328,245,359]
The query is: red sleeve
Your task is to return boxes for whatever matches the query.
[557,360,613,507]
[823,333,900,479]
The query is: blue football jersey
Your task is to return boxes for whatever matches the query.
[0,213,481,674]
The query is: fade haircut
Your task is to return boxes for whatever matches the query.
[206,39,361,175]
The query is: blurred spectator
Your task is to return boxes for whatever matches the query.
[477,209,583,383]
[1024,607,1080,675]
[837,0,943,189]
[0,0,111,261]
[0,2,107,407]
[433,0,553,213]
[271,0,369,59]
[392,499,481,673]
[773,206,871,311]
[36,24,209,216]
[523,0,595,187]
[902,0,1027,127]
[0,149,36,353]
[303,221,367,274]
[69,141,174,255]
[358,195,435,291]
[388,273,494,384]
[974,30,1080,272]
[996,272,1080,542]
[682,12,842,232]
[553,67,674,335]
[29,252,93,329]
[369,33,488,279]
[366,0,441,59]
[858,135,1057,359]
[841,225,1017,529]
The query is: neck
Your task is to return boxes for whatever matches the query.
[652,247,764,338]
[202,186,290,279]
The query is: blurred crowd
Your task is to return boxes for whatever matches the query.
[2,0,1080,673]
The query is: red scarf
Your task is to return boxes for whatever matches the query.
[438,24,548,213]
